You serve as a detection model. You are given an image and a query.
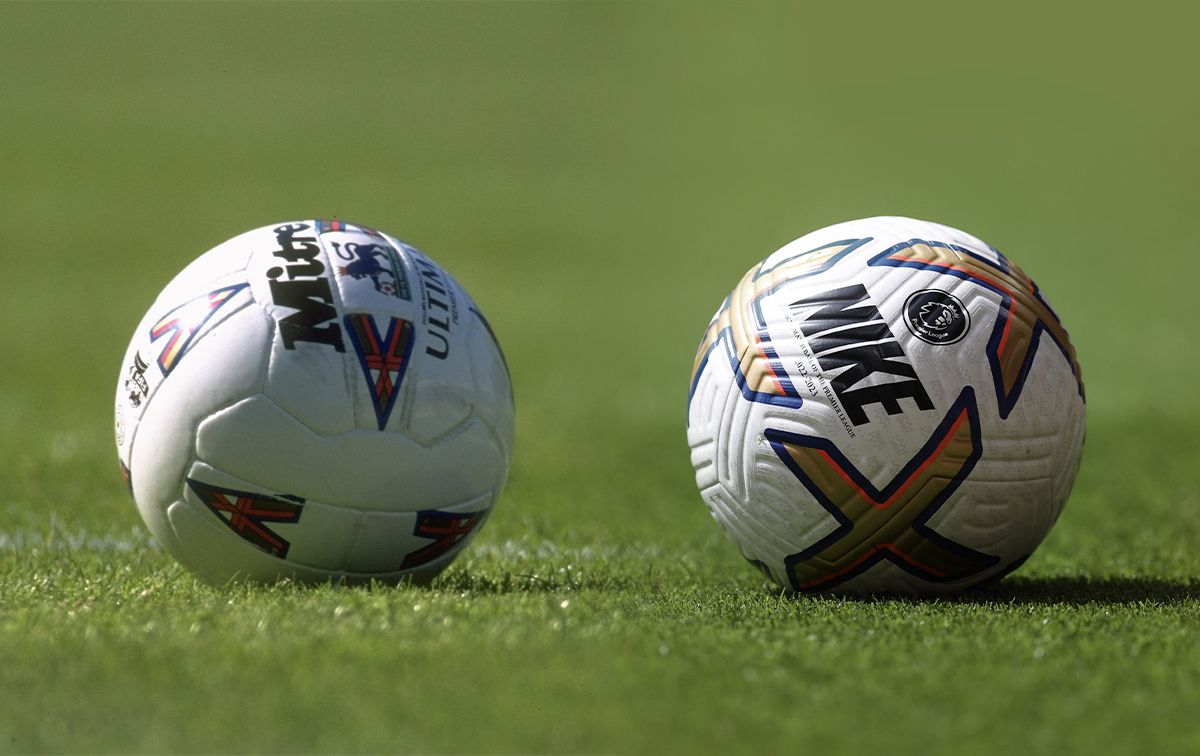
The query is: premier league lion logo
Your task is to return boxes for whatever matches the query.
[333,242,410,299]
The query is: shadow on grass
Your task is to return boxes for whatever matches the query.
[959,575,1200,606]
[769,576,1200,607]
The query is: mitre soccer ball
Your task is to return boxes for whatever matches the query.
[687,216,1085,594]
[114,220,514,585]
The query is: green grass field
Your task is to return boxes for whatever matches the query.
[2,2,1199,753]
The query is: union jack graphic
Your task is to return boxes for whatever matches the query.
[314,218,383,236]
[344,314,416,430]
[187,478,304,559]
[148,284,248,375]
[401,510,486,570]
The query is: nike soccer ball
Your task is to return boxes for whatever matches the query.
[687,216,1085,594]
[115,220,514,585]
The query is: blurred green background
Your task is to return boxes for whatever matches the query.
[1,2,1198,753]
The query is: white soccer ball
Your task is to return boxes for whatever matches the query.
[115,220,514,585]
[687,216,1085,594]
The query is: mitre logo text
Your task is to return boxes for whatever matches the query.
[267,223,346,353]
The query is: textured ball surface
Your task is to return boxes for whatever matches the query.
[115,220,514,585]
[687,217,1085,594]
